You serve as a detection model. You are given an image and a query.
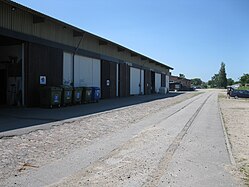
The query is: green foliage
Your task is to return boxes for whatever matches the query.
[240,73,249,86]
[201,82,208,88]
[218,62,227,88]
[227,78,235,86]
[179,73,185,78]
[208,74,219,88]
[191,78,202,86]
[237,86,249,90]
[208,62,227,88]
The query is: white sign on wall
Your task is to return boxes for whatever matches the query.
[40,76,46,85]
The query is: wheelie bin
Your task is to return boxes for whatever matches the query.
[91,87,100,102]
[40,86,62,108]
[73,87,82,104]
[82,87,92,103]
[60,85,73,106]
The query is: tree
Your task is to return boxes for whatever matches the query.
[240,73,249,86]
[227,78,234,86]
[201,82,208,88]
[208,74,219,88]
[218,62,227,88]
[191,78,202,86]
[179,74,185,78]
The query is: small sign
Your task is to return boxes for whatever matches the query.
[40,76,46,85]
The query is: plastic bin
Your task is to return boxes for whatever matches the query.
[60,85,73,106]
[91,87,100,102]
[73,87,82,104]
[82,87,92,103]
[40,86,62,108]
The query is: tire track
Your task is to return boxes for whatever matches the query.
[143,93,213,187]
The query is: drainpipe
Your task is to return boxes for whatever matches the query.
[72,33,85,86]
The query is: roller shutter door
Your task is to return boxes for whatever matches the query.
[166,75,169,92]
[74,55,100,87]
[63,52,73,85]
[130,67,144,95]
[155,73,161,93]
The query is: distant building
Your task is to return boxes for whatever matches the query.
[169,75,191,91]
[230,84,241,89]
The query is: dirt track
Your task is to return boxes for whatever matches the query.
[219,91,249,186]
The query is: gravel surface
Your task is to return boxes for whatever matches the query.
[48,90,239,187]
[0,92,200,184]
[219,91,249,186]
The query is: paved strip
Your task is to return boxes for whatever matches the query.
[143,93,212,187]
[158,92,240,187]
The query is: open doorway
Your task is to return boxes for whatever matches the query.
[0,35,24,106]
[151,71,155,93]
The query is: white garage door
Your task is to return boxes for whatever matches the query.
[155,73,161,93]
[166,75,169,92]
[72,54,100,87]
[130,67,144,95]
[63,52,73,85]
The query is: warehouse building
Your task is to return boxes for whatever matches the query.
[169,75,191,91]
[0,0,173,107]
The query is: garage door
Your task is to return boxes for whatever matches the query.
[130,67,144,95]
[63,52,73,85]
[166,75,169,92]
[74,55,100,87]
[155,73,161,93]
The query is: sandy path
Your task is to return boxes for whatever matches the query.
[219,91,249,186]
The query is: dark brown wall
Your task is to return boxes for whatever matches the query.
[25,42,63,106]
[144,69,151,95]
[0,69,7,105]
[151,71,155,93]
[161,74,166,87]
[119,63,130,97]
[101,60,116,99]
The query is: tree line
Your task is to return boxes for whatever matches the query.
[191,62,249,89]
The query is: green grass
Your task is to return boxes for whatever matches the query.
[237,86,249,90]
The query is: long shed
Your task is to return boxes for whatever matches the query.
[0,0,173,107]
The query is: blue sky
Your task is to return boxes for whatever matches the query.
[13,0,249,81]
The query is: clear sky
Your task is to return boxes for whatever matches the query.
[13,0,249,82]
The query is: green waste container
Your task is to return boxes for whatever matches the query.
[73,87,83,104]
[60,85,73,106]
[82,87,92,103]
[40,86,62,108]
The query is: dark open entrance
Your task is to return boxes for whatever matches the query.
[0,69,7,105]
[161,74,166,87]
[0,35,23,106]
[144,69,151,95]
[151,71,155,93]
[118,63,130,97]
[101,60,117,99]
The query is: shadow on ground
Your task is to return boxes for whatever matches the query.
[0,92,183,133]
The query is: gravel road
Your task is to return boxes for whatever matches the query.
[0,92,198,186]
[0,90,242,187]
